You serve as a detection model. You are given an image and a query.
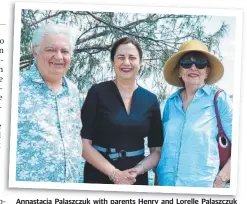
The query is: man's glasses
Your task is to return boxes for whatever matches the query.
[179,59,209,69]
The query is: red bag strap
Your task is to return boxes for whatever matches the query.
[214,89,224,138]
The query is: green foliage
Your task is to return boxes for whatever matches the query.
[20,9,229,101]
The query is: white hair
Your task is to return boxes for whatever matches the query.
[32,23,78,54]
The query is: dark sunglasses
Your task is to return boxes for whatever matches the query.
[179,59,209,69]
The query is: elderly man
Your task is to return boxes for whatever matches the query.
[16,23,83,182]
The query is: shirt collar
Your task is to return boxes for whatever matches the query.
[200,84,212,96]
[29,64,69,91]
[169,84,212,99]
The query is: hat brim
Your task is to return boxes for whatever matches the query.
[164,50,224,87]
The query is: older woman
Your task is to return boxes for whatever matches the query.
[17,23,83,182]
[157,40,232,188]
[81,37,163,185]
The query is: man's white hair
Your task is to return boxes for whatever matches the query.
[32,23,78,54]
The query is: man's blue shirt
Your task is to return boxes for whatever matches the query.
[16,65,83,182]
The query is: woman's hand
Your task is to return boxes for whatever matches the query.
[112,169,137,184]
[213,176,227,188]
[213,158,231,188]
[127,162,145,176]
[82,139,136,184]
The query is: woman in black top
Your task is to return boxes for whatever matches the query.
[81,37,163,185]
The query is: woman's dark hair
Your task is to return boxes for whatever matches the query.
[110,37,143,61]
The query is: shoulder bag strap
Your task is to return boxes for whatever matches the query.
[214,89,224,138]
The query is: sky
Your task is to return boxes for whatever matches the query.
[20,11,237,100]
[25,11,237,97]
[205,16,236,95]
[139,15,236,96]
